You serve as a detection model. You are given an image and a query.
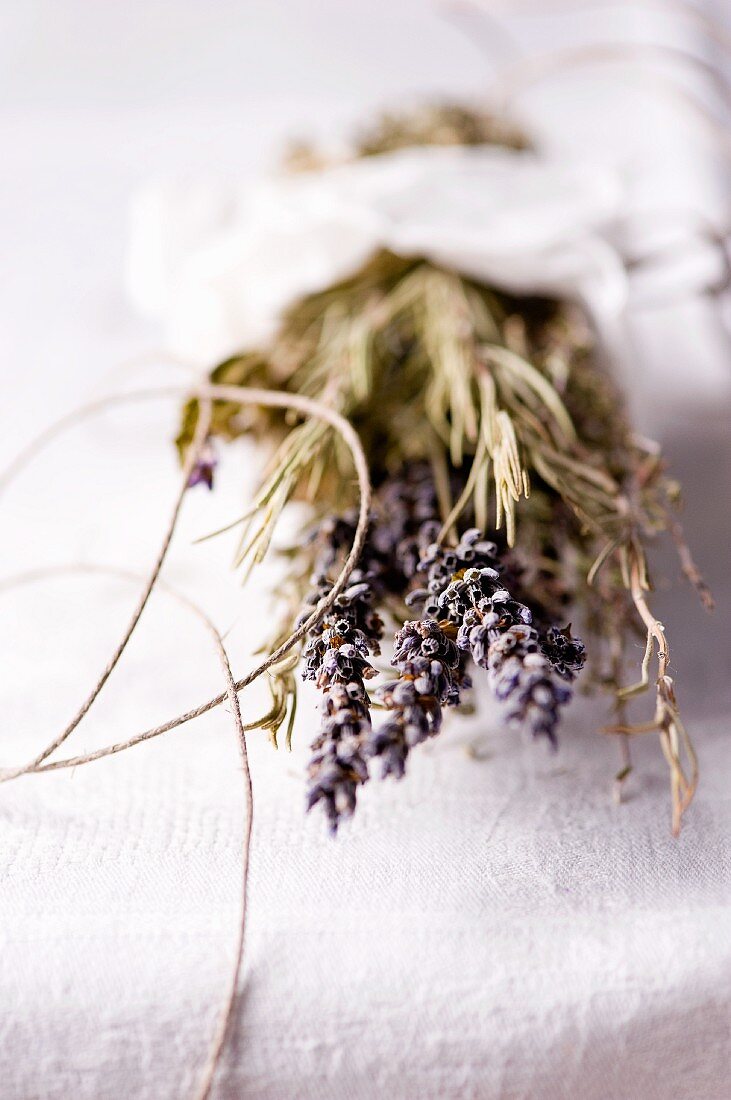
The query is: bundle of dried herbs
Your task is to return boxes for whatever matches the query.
[178,105,709,836]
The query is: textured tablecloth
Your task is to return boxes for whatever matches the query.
[2,5,731,1097]
[1,423,729,1100]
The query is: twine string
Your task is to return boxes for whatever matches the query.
[0,384,372,1097]
[0,562,253,1099]
[0,383,371,783]
[0,395,213,779]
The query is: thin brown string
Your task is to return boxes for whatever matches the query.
[0,383,371,784]
[0,397,213,779]
[0,562,253,1099]
[184,598,253,1100]
[0,382,371,1093]
[0,388,194,496]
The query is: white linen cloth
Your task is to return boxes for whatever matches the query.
[126,146,629,365]
[125,146,731,418]
[2,161,730,1099]
[2,4,731,1096]
[1,415,730,1100]
[1,412,729,1100]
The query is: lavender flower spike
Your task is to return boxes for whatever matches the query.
[378,526,585,766]
[439,561,585,743]
[366,618,469,778]
[303,569,383,834]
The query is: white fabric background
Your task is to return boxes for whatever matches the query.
[1,3,730,1098]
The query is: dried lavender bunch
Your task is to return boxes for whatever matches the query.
[176,104,707,830]
[368,527,585,779]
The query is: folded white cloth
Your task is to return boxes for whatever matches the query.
[126,146,629,364]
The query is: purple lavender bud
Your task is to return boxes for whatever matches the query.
[187,440,217,490]
[540,625,586,680]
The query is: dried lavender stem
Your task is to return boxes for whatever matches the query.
[626,549,698,835]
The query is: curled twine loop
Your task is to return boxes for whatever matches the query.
[0,384,372,780]
[0,382,373,1098]
[0,563,257,1100]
